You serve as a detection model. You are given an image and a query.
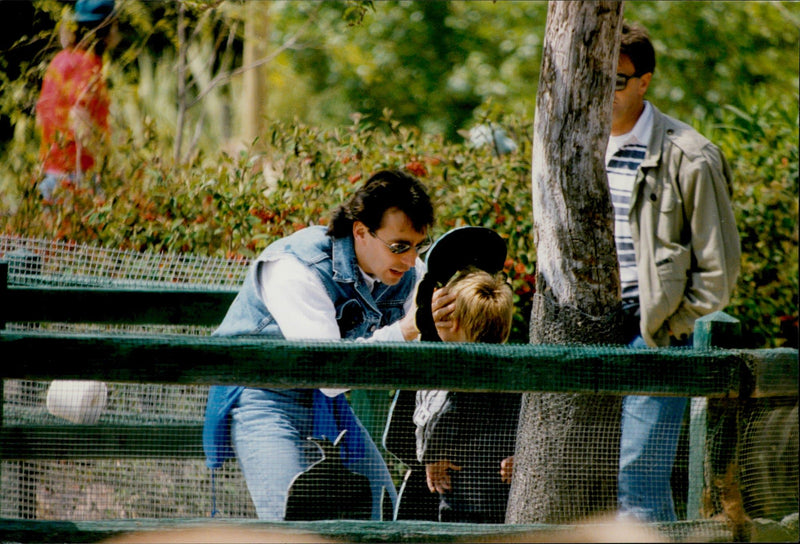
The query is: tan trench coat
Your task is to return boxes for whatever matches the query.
[630,105,741,347]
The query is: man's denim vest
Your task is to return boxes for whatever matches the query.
[203,226,418,468]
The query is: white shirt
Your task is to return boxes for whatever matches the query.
[606,101,654,300]
[258,255,426,395]
[606,100,653,163]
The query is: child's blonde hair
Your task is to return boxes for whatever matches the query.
[447,266,513,344]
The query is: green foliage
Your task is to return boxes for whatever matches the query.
[697,89,799,348]
[0,108,537,342]
[0,1,797,347]
[4,91,797,347]
[625,1,800,122]
[265,1,798,139]
[2,1,798,146]
[267,0,547,138]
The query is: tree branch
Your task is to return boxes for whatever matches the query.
[186,6,320,111]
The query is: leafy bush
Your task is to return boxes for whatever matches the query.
[700,89,799,348]
[1,110,537,341]
[1,96,796,347]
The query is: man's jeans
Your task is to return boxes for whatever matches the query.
[618,335,689,522]
[39,172,72,200]
[39,171,100,201]
[231,387,397,520]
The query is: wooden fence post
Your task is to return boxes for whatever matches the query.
[689,311,750,539]
[688,312,741,520]
[1,261,7,330]
[693,311,742,350]
[0,262,5,518]
[688,395,707,520]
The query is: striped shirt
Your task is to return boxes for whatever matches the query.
[606,101,654,301]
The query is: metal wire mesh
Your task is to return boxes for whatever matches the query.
[739,398,798,521]
[1,235,254,519]
[1,234,248,290]
[1,235,797,540]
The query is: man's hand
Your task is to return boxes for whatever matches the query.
[399,303,420,340]
[431,287,457,337]
[425,459,462,494]
[500,455,514,484]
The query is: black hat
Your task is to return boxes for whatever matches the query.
[415,226,507,341]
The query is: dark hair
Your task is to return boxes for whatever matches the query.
[327,169,434,238]
[620,21,655,76]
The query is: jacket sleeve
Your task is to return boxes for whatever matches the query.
[414,390,458,464]
[667,143,741,340]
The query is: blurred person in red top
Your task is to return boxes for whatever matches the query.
[35,0,118,201]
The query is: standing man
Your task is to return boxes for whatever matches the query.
[35,0,119,201]
[607,22,741,522]
[204,169,440,521]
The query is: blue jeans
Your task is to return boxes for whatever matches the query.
[39,171,100,201]
[39,172,72,200]
[231,388,397,520]
[618,335,689,522]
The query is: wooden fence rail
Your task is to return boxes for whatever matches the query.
[0,261,797,542]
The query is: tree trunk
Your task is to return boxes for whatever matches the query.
[240,2,270,147]
[506,1,625,524]
[174,1,187,164]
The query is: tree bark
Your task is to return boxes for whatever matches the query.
[241,2,270,147]
[174,2,187,164]
[506,1,625,524]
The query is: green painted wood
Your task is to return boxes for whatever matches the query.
[0,368,3,521]
[0,261,8,329]
[0,518,750,543]
[693,311,742,349]
[3,279,797,541]
[0,332,745,396]
[0,264,6,518]
[0,425,203,460]
[691,315,799,525]
[687,397,708,520]
[1,287,235,326]
[741,348,800,398]
[688,313,742,520]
